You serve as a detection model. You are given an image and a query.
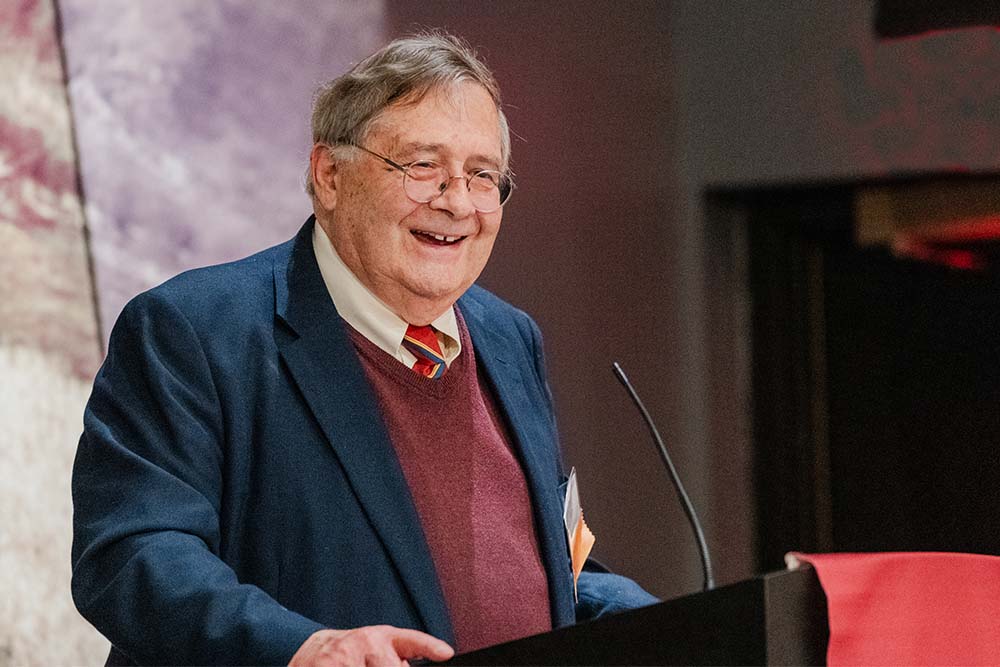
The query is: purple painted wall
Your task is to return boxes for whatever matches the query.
[59,0,386,341]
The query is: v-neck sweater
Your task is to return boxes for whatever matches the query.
[347,312,552,653]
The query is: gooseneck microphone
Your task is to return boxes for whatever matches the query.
[611,362,716,592]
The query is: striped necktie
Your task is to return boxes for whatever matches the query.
[402,324,446,379]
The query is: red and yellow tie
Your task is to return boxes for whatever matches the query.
[402,324,446,379]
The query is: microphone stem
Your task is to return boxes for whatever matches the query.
[612,362,716,592]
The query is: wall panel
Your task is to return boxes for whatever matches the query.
[0,0,105,664]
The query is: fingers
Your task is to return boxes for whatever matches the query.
[289,625,454,667]
[389,628,455,662]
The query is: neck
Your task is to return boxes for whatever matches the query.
[392,299,454,327]
[315,213,457,326]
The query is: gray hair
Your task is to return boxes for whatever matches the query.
[306,31,510,197]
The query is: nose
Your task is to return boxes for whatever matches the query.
[428,176,477,218]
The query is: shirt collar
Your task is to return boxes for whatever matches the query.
[312,222,461,366]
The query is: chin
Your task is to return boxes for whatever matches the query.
[405,275,472,304]
[410,284,465,304]
[409,262,471,287]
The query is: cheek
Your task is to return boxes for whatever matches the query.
[467,221,501,268]
[348,201,408,245]
[477,216,502,245]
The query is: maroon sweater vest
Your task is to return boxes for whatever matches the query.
[348,313,552,652]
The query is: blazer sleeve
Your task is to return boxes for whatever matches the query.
[521,311,660,621]
[576,565,660,619]
[71,291,323,666]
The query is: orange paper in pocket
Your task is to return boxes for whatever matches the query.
[570,514,596,601]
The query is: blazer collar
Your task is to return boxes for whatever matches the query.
[458,292,577,628]
[273,217,455,643]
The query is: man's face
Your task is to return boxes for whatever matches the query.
[321,82,505,323]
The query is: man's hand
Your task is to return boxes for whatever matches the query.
[289,626,455,667]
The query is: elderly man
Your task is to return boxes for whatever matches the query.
[72,33,655,667]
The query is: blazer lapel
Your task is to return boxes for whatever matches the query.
[458,292,577,628]
[272,219,454,643]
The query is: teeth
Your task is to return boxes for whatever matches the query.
[417,231,461,243]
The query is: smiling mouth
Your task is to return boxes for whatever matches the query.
[412,230,467,246]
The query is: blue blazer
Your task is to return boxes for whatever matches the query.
[72,218,655,666]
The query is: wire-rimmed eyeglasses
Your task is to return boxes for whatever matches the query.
[344,143,514,213]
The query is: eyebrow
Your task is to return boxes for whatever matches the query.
[392,140,502,171]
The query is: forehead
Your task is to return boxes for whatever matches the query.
[369,82,503,164]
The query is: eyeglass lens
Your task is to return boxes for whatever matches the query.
[404,163,510,212]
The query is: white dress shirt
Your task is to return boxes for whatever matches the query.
[312,222,461,368]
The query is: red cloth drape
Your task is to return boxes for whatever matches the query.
[790,552,1000,666]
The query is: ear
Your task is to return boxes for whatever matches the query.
[310,143,340,211]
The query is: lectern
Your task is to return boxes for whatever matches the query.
[447,567,828,666]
